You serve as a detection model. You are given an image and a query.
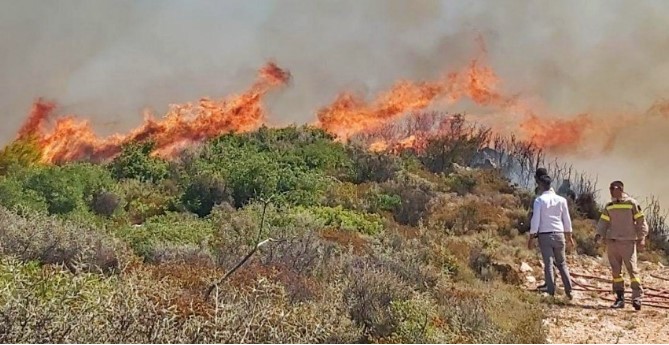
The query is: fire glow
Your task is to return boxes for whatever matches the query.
[11,57,657,164]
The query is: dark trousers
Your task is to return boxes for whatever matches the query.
[538,232,573,295]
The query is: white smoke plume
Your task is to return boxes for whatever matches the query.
[2,0,669,203]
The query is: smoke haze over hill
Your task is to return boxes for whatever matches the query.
[2,0,669,203]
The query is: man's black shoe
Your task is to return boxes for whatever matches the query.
[633,300,641,311]
[611,299,625,308]
[565,291,573,301]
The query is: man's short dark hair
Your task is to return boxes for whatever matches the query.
[538,174,552,188]
[535,168,548,179]
[610,180,624,190]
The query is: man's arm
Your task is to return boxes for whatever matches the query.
[595,207,611,239]
[561,198,573,233]
[529,198,541,235]
[632,202,649,238]
[561,198,575,247]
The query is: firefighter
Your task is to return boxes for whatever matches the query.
[594,180,649,310]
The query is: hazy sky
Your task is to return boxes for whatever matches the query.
[2,0,669,202]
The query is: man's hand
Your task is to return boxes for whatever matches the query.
[567,236,575,249]
[527,236,534,250]
[637,238,646,251]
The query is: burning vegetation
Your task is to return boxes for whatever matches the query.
[8,55,669,165]
[17,62,290,164]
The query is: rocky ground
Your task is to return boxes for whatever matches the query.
[520,254,669,343]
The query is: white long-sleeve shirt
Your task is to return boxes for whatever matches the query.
[530,190,572,235]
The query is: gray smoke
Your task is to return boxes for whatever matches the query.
[2,0,669,203]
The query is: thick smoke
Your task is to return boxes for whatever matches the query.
[2,0,669,203]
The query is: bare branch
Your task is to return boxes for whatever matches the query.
[205,196,280,301]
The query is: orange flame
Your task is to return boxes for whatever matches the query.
[11,45,669,162]
[316,59,507,140]
[19,63,290,163]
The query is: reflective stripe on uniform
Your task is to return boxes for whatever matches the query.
[631,277,641,284]
[613,277,625,283]
[600,214,611,221]
[634,212,645,219]
[607,204,633,211]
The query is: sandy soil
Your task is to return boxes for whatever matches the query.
[520,254,669,343]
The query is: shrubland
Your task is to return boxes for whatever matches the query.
[0,114,666,343]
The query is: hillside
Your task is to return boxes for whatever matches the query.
[0,122,667,343]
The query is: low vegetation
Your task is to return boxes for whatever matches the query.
[0,113,666,343]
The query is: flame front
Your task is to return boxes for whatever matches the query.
[19,62,290,164]
[10,53,668,163]
[315,59,506,140]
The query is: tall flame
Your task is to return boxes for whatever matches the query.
[315,59,507,140]
[10,50,669,163]
[18,62,290,164]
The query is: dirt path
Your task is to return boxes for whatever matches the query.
[520,255,669,343]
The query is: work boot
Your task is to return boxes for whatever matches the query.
[632,299,642,311]
[611,292,625,309]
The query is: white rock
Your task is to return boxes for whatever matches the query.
[526,275,537,284]
[520,262,533,272]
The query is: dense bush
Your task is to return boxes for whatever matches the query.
[0,206,129,273]
[180,172,231,217]
[118,179,178,224]
[0,176,48,213]
[109,141,170,183]
[115,212,215,260]
[193,129,339,207]
[0,163,115,215]
[0,136,42,175]
[0,259,362,343]
[344,263,412,340]
[347,147,400,183]
[296,205,384,235]
[91,191,122,217]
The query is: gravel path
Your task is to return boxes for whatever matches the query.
[520,255,669,343]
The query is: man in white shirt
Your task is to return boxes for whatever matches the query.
[528,174,575,299]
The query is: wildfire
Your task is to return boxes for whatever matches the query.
[518,113,594,153]
[18,62,290,164]
[315,59,507,140]
[8,51,665,163]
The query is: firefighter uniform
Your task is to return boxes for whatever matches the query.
[596,194,649,306]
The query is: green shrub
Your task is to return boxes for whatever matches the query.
[297,205,384,235]
[180,172,231,217]
[385,298,449,343]
[195,132,333,207]
[0,136,42,176]
[0,176,48,213]
[118,179,178,224]
[372,192,402,212]
[0,163,116,215]
[115,212,215,260]
[108,140,169,183]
